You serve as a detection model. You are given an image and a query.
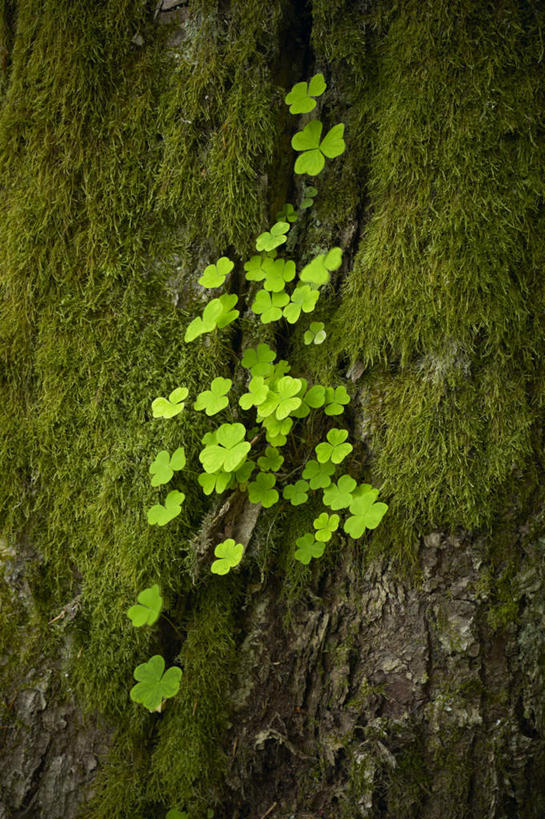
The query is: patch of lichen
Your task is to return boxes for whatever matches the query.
[322,0,545,532]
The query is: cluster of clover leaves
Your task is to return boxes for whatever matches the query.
[126,75,388,730]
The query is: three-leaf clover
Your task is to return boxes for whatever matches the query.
[304,321,327,345]
[322,474,357,510]
[251,290,289,323]
[344,487,388,539]
[185,294,239,342]
[211,538,244,575]
[294,533,325,564]
[313,512,340,542]
[257,446,284,472]
[261,415,293,447]
[300,248,342,286]
[198,256,234,288]
[248,472,279,508]
[127,584,163,627]
[285,73,327,114]
[315,428,353,465]
[260,258,296,292]
[256,221,290,252]
[193,377,232,416]
[198,470,233,496]
[283,285,320,324]
[239,376,269,410]
[302,459,335,489]
[199,423,250,473]
[258,376,302,420]
[130,655,182,711]
[324,385,350,415]
[147,490,185,526]
[276,203,298,223]
[283,480,309,506]
[149,447,186,486]
[152,387,188,419]
[291,121,345,176]
[301,185,318,209]
[241,343,276,377]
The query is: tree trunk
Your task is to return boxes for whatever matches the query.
[1,1,545,817]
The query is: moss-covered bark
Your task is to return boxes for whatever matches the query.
[1,1,544,817]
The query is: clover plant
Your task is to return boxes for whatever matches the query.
[129,74,388,713]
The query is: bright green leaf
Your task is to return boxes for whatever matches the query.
[127,584,163,627]
[324,385,350,415]
[130,655,182,711]
[322,474,357,510]
[313,512,340,542]
[198,256,234,288]
[211,538,244,575]
[241,343,276,377]
[256,222,290,252]
[152,387,188,418]
[149,447,186,486]
[302,459,335,489]
[284,73,326,114]
[299,247,343,286]
[147,490,185,526]
[315,428,353,465]
[199,423,250,473]
[283,480,309,506]
[257,447,284,472]
[344,487,388,539]
[283,285,320,324]
[193,377,232,416]
[251,290,289,324]
[248,472,279,508]
[304,321,327,345]
[320,123,345,158]
[294,533,325,564]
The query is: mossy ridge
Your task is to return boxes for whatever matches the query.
[321,0,545,531]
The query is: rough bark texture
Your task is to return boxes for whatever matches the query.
[1,1,545,817]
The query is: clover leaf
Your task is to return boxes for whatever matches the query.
[344,487,388,539]
[235,460,255,486]
[261,414,293,447]
[257,376,302,420]
[257,447,284,472]
[127,584,163,627]
[256,221,290,252]
[149,448,186,486]
[262,258,296,292]
[301,185,318,209]
[248,472,279,508]
[283,480,309,506]
[304,384,326,409]
[304,321,327,345]
[130,655,182,711]
[315,428,353,465]
[241,343,276,377]
[211,538,244,575]
[292,121,345,176]
[294,533,325,565]
[251,290,289,323]
[324,385,350,415]
[285,73,327,114]
[313,512,340,542]
[198,470,233,496]
[147,490,185,526]
[152,387,188,419]
[300,247,342,286]
[184,294,239,342]
[193,377,232,416]
[198,256,234,288]
[302,459,335,489]
[322,474,357,510]
[239,375,269,410]
[199,422,250,473]
[276,203,298,223]
[283,285,320,324]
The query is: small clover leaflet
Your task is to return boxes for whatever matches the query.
[241,343,276,377]
[301,185,318,209]
[344,487,388,539]
[322,474,357,510]
[300,248,342,286]
[324,385,350,415]
[293,384,326,418]
[257,446,284,472]
[251,290,289,323]
[198,470,233,496]
[315,428,353,465]
[313,512,340,542]
[248,471,279,508]
[294,533,325,565]
[256,221,290,252]
[261,415,293,447]
[276,203,298,223]
[258,376,302,420]
[185,294,239,342]
[149,448,186,486]
[302,459,335,489]
[283,285,320,324]
[285,73,327,114]
[152,387,188,419]
[235,460,255,486]
[199,422,250,473]
[292,121,345,176]
[130,655,182,711]
[261,258,296,292]
[304,321,327,345]
[193,377,232,416]
[147,490,185,526]
[127,584,163,627]
[239,375,269,410]
[283,479,309,506]
[211,538,244,575]
[198,256,234,288]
